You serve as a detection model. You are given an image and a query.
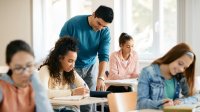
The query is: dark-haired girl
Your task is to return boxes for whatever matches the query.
[0,40,53,112]
[39,37,89,112]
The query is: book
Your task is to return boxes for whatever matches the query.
[52,95,85,101]
[163,104,197,112]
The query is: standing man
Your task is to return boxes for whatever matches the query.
[60,5,113,111]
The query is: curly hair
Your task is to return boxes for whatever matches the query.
[39,36,78,85]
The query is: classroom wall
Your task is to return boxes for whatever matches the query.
[0,0,199,75]
[0,0,32,65]
[185,0,200,75]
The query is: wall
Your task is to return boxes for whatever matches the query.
[185,0,200,75]
[0,0,199,75]
[0,0,32,65]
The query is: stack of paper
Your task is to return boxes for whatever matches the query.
[52,95,85,101]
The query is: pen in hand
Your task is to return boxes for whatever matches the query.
[158,101,169,107]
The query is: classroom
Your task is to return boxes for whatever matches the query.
[0,0,200,112]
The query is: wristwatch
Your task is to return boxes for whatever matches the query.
[98,77,105,81]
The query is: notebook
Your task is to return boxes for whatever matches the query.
[90,91,111,97]
[52,95,85,101]
[163,104,198,112]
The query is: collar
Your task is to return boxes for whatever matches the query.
[118,50,133,61]
[0,73,14,85]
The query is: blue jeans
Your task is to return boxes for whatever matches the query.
[75,64,98,91]
[75,64,98,112]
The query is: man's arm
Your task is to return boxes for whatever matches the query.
[96,61,107,91]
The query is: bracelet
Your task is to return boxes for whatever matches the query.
[98,77,105,81]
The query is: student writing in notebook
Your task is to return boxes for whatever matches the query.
[107,33,139,92]
[39,37,89,112]
[137,43,200,110]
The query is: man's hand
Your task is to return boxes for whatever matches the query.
[96,78,106,91]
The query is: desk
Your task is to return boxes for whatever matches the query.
[129,109,162,112]
[50,97,107,112]
[105,79,138,91]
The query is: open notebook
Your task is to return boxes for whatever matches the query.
[163,103,200,112]
[52,95,86,101]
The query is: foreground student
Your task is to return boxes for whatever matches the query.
[137,43,199,109]
[107,33,139,92]
[0,40,53,112]
[39,37,89,112]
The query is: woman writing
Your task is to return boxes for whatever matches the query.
[137,43,199,109]
[39,37,89,112]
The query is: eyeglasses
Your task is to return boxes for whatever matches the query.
[12,64,35,74]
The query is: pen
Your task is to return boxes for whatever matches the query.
[158,101,169,107]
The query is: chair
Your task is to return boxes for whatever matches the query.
[107,92,137,112]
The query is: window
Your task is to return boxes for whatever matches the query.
[121,0,177,60]
[33,0,92,63]
[69,0,92,17]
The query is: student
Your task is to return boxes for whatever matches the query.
[107,33,139,92]
[39,37,89,112]
[0,40,53,112]
[60,5,114,93]
[137,43,199,109]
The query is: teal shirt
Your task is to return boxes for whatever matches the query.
[60,15,111,68]
[164,78,175,99]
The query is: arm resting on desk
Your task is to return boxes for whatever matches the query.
[178,92,200,104]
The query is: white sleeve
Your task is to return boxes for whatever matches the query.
[38,66,50,90]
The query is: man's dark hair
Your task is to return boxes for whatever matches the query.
[95,5,114,23]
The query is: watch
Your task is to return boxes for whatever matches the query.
[98,77,105,81]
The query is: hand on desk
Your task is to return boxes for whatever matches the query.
[72,87,89,96]
[173,99,182,105]
[96,79,106,91]
[162,99,174,107]
[160,99,182,107]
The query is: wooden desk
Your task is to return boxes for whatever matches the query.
[50,97,107,106]
[50,97,107,112]
[105,79,138,91]
[129,109,162,112]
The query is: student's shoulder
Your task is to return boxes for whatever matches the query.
[110,51,119,56]
[38,65,50,77]
[110,51,120,60]
[39,65,49,72]
[141,64,159,76]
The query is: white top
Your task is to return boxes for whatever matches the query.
[39,65,88,98]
